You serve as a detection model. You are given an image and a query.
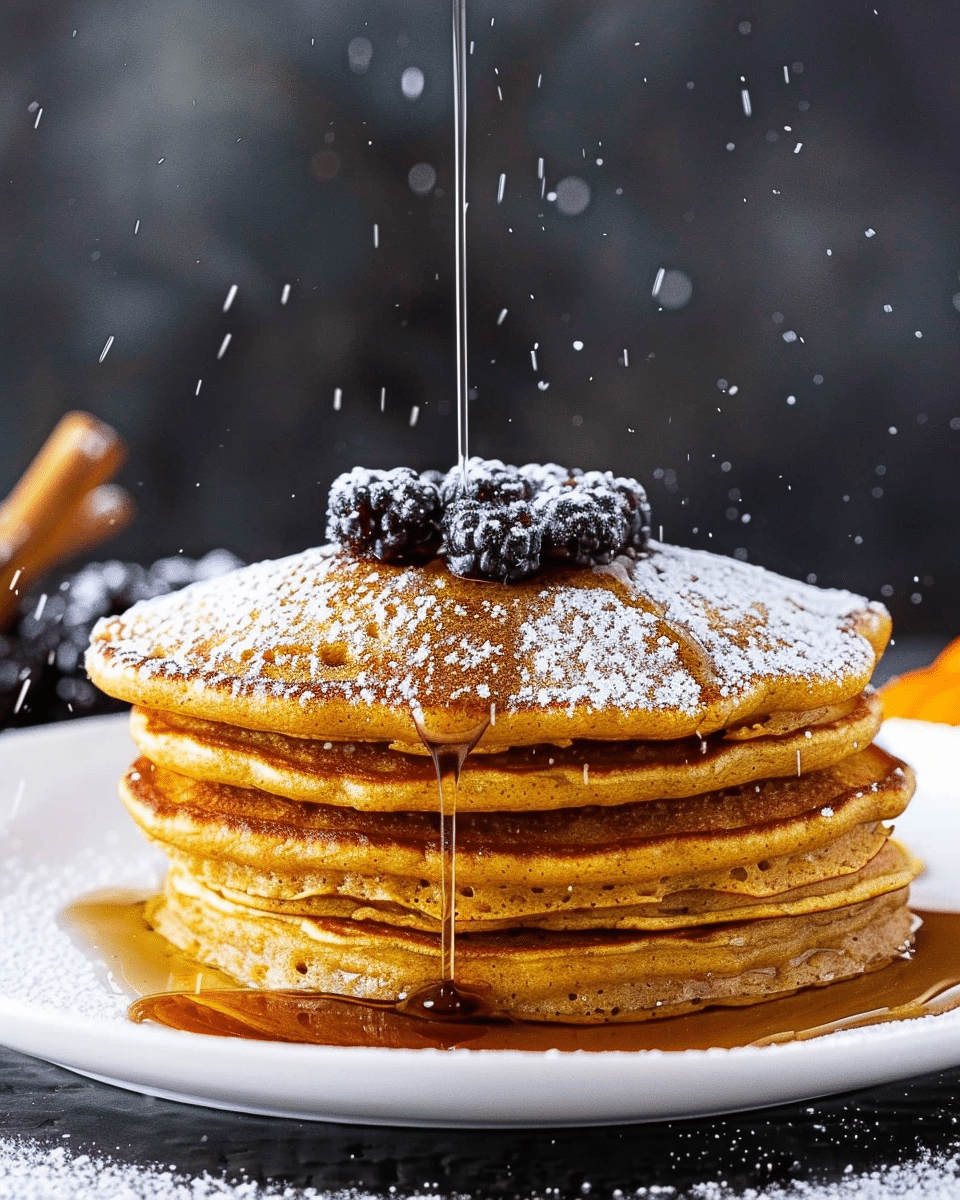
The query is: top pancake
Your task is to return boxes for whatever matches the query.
[85,541,890,748]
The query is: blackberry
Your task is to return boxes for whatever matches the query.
[442,498,543,582]
[326,467,442,562]
[0,549,242,730]
[520,462,581,492]
[537,487,628,567]
[578,471,652,551]
[441,457,532,507]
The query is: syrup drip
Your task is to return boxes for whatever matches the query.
[452,0,470,485]
[396,709,491,1020]
[60,905,960,1050]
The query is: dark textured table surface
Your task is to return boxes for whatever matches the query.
[4,1042,960,1196]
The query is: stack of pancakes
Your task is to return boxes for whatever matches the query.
[85,541,918,1023]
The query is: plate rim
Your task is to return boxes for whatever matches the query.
[3,713,960,1127]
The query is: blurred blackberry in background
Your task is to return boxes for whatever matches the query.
[0,549,242,730]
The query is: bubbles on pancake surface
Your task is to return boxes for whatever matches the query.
[326,459,651,581]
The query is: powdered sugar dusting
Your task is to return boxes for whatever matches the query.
[619,543,882,701]
[1,1140,959,1200]
[87,542,883,729]
[514,588,699,712]
[0,844,161,1019]
[0,1139,446,1198]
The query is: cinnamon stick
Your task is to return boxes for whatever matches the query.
[0,413,132,629]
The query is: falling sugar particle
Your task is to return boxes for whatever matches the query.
[157,158,164,164]
[783,65,790,83]
[497,173,506,204]
[652,268,666,298]
[622,349,629,366]
[583,763,590,786]
[537,381,550,391]
[8,569,21,591]
[223,284,238,313]
[530,349,538,370]
[216,333,232,360]
[915,330,923,338]
[741,89,752,117]
[13,678,30,715]
[33,593,47,621]
[794,142,802,153]
[573,340,584,351]
[333,388,343,411]
[9,778,25,819]
[98,335,114,363]
[496,308,508,325]
[380,387,386,412]
[409,406,420,427]
[281,284,291,305]
[865,228,876,238]
[27,102,38,113]
[373,224,379,248]
[726,142,735,151]
[34,108,43,129]
[195,379,202,396]
[537,157,544,180]
[782,330,798,343]
[884,303,893,312]
[133,219,140,235]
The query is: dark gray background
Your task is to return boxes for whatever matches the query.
[3,0,959,641]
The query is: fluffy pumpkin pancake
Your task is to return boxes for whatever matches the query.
[162,820,892,926]
[174,839,919,933]
[146,869,914,1023]
[86,542,890,748]
[120,745,913,920]
[128,692,883,813]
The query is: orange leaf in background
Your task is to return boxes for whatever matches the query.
[880,635,960,723]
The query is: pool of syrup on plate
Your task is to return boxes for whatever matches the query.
[61,893,960,1051]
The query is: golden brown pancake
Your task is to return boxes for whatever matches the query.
[121,746,913,924]
[128,692,883,813]
[147,869,914,1023]
[167,840,920,933]
[85,542,890,749]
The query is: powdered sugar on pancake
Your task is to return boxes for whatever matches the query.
[86,542,885,735]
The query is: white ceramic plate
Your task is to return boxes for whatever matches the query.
[1,713,959,1128]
